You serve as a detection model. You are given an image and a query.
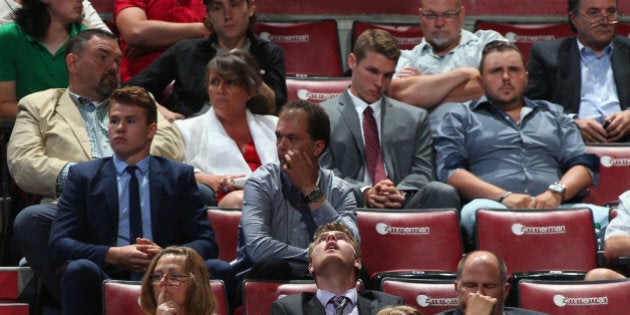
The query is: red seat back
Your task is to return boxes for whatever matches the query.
[617,22,630,37]
[474,21,574,62]
[286,77,350,103]
[352,21,423,50]
[519,279,630,315]
[584,144,630,206]
[102,280,143,315]
[255,20,343,77]
[0,304,29,315]
[381,278,458,315]
[102,280,228,315]
[356,209,462,277]
[476,208,597,277]
[207,208,241,262]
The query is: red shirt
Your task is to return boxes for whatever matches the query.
[114,0,207,82]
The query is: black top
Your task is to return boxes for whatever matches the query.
[126,32,287,117]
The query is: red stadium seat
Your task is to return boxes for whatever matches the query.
[102,279,228,315]
[356,209,462,283]
[0,267,32,302]
[380,278,457,315]
[474,21,574,61]
[476,208,597,276]
[617,22,630,37]
[102,280,143,315]
[476,208,597,306]
[207,208,241,262]
[352,21,423,50]
[584,144,630,206]
[285,77,350,103]
[518,279,630,315]
[0,304,29,315]
[255,20,343,77]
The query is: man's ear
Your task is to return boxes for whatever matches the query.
[348,53,356,71]
[503,282,511,301]
[313,139,325,157]
[66,54,79,74]
[308,262,314,275]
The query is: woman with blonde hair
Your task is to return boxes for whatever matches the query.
[141,246,218,315]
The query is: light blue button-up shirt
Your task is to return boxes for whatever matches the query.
[114,156,153,246]
[577,40,621,123]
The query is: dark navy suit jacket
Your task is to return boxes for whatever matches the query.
[49,156,218,274]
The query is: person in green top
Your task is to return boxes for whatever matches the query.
[0,0,87,120]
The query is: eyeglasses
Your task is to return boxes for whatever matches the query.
[577,8,621,22]
[421,9,461,21]
[148,274,190,285]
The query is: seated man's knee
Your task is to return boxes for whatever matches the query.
[218,191,244,209]
[585,268,626,281]
[61,259,104,285]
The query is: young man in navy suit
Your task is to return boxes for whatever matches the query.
[49,86,231,315]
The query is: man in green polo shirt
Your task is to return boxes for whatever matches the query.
[0,0,87,120]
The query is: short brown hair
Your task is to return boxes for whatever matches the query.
[308,222,361,261]
[376,305,423,315]
[278,100,331,151]
[353,29,401,64]
[108,86,157,125]
[140,246,217,315]
[479,40,525,73]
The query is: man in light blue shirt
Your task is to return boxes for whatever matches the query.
[526,0,630,143]
[388,0,507,124]
[434,41,608,242]
[235,100,358,279]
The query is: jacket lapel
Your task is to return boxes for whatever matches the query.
[148,156,162,236]
[612,36,630,110]
[56,90,93,158]
[379,98,395,181]
[102,159,119,236]
[558,38,582,113]
[339,91,368,175]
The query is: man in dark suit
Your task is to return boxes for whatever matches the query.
[48,86,231,315]
[526,0,630,143]
[320,29,460,210]
[270,222,403,314]
[436,251,548,315]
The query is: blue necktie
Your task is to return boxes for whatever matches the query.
[126,166,142,243]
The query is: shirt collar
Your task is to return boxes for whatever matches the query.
[418,29,475,56]
[577,38,614,59]
[470,95,551,112]
[67,89,109,109]
[348,89,382,116]
[113,155,150,176]
[316,288,358,308]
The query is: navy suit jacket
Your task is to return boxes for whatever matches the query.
[49,156,218,273]
[270,290,403,315]
[526,35,630,114]
[319,90,435,204]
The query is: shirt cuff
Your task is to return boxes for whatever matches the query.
[56,162,76,194]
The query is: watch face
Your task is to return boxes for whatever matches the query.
[307,188,322,202]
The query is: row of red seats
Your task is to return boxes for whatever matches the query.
[103,276,630,315]
[253,20,630,77]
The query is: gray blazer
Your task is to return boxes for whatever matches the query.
[319,90,435,204]
[270,290,403,315]
[525,35,630,114]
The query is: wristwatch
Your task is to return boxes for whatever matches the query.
[548,182,566,197]
[303,186,323,203]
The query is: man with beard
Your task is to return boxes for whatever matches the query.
[526,0,630,143]
[8,29,183,303]
[387,0,506,125]
[433,41,608,244]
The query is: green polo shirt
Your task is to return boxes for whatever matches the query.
[0,21,86,99]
